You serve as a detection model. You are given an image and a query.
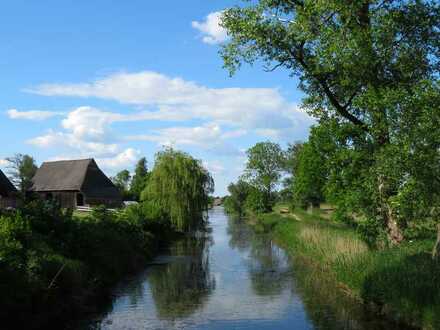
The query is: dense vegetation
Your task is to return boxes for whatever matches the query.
[221,0,440,247]
[255,208,440,329]
[0,202,156,328]
[141,149,214,232]
[0,148,213,328]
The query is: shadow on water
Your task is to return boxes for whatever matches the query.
[73,207,415,329]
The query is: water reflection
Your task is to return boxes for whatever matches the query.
[76,207,407,330]
[227,217,291,297]
[148,235,216,319]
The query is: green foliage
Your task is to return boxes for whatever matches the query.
[112,169,132,200]
[245,186,270,214]
[292,142,325,209]
[244,142,285,212]
[0,200,158,327]
[220,0,440,244]
[142,148,214,232]
[130,157,150,201]
[6,153,37,193]
[259,211,440,328]
[224,180,250,217]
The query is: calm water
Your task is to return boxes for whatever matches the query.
[77,207,405,330]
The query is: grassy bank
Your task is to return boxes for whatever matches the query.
[254,207,440,329]
[0,201,175,329]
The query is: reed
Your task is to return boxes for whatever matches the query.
[255,209,440,329]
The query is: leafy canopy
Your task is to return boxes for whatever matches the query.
[142,149,214,232]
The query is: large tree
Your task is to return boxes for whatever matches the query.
[221,0,440,244]
[6,154,37,194]
[244,142,285,212]
[142,149,214,232]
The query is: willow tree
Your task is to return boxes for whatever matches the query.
[220,0,440,244]
[142,149,214,232]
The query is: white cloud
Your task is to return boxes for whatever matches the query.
[61,106,119,141]
[0,159,8,167]
[47,148,139,173]
[28,130,119,157]
[26,71,314,135]
[192,11,228,45]
[127,123,245,156]
[96,148,140,170]
[203,160,225,175]
[7,108,62,121]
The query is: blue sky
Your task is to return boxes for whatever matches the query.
[0,1,313,195]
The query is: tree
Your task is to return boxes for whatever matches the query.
[142,149,214,232]
[6,154,37,194]
[244,142,285,212]
[130,158,149,201]
[224,180,250,217]
[112,170,131,200]
[220,1,440,244]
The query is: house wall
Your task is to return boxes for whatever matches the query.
[0,196,16,209]
[36,191,77,209]
[35,191,122,209]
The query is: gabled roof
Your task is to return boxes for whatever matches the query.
[31,159,121,199]
[0,169,17,197]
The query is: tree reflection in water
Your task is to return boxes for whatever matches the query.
[227,217,292,297]
[148,233,216,320]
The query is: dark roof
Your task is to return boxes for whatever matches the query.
[0,169,17,197]
[31,159,121,199]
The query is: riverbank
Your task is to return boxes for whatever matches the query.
[0,201,179,329]
[252,207,440,330]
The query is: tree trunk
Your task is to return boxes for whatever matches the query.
[432,224,440,260]
[378,174,404,244]
[384,203,404,244]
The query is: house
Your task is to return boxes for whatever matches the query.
[31,159,122,208]
[0,169,17,208]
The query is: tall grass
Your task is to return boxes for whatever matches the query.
[256,210,440,329]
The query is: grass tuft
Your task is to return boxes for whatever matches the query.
[254,206,440,329]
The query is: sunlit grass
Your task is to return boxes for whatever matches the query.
[255,209,440,329]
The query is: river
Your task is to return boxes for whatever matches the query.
[75,207,405,330]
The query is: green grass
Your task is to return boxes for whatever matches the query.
[254,207,440,329]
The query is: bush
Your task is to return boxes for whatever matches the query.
[0,200,159,328]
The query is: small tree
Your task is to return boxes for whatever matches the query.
[244,142,285,212]
[130,158,149,201]
[112,170,132,200]
[6,154,37,194]
[224,180,250,217]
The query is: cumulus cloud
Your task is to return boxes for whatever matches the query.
[28,130,119,157]
[26,71,314,135]
[7,109,62,121]
[96,148,140,170]
[127,123,245,156]
[192,11,228,45]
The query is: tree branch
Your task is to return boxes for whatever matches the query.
[288,47,369,132]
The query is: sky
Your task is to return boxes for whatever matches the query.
[0,0,314,195]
